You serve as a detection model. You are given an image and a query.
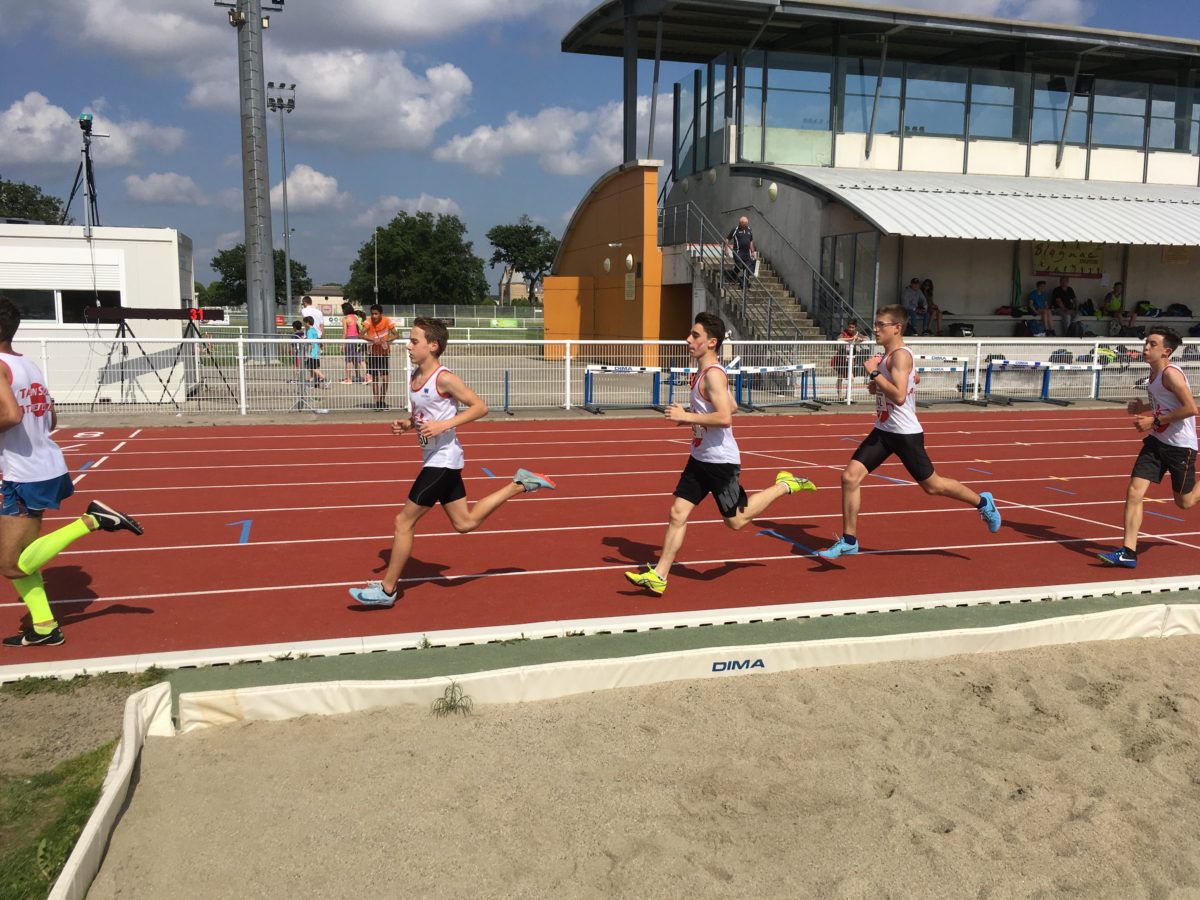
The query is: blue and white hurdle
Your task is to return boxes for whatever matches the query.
[913,355,972,408]
[983,359,1103,406]
[664,363,818,411]
[582,364,663,414]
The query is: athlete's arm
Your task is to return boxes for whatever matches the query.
[872,350,911,404]
[390,416,415,435]
[418,370,488,439]
[665,368,733,427]
[0,364,22,430]
[1136,367,1198,432]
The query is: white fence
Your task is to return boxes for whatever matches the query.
[30,336,1192,417]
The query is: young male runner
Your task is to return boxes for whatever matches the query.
[1098,327,1200,569]
[625,312,816,595]
[819,304,1001,559]
[350,317,554,607]
[0,297,143,648]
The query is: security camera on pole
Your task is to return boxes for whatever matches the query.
[214,0,285,355]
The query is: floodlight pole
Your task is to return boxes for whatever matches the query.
[216,0,284,351]
[374,227,379,306]
[268,82,296,323]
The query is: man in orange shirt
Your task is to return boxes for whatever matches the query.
[363,304,398,409]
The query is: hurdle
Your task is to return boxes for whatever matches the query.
[663,364,818,411]
[913,355,971,408]
[983,359,1102,406]
[581,364,662,414]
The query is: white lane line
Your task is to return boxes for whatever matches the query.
[128,428,142,438]
[1000,497,1200,553]
[16,530,1200,612]
[111,441,126,452]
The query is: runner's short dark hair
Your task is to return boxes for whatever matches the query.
[414,317,450,358]
[694,312,726,351]
[1149,326,1182,354]
[0,297,20,343]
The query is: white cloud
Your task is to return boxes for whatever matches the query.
[271,164,351,213]
[889,0,1090,23]
[0,92,186,170]
[214,230,243,250]
[434,93,674,178]
[124,172,206,205]
[353,193,464,227]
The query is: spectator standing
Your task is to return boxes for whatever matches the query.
[831,320,866,398]
[290,319,305,381]
[340,302,369,384]
[1028,280,1054,335]
[1051,276,1078,337]
[304,316,328,389]
[363,304,398,409]
[725,216,756,286]
[300,296,326,337]
[901,278,927,334]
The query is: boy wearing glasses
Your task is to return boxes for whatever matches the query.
[819,305,1002,559]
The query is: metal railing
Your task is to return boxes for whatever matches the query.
[30,336,1184,417]
[658,203,809,342]
[723,203,867,337]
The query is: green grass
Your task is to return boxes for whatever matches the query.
[0,740,117,899]
[0,668,167,699]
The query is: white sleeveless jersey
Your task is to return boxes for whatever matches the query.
[410,365,465,469]
[875,346,922,435]
[689,364,740,464]
[0,351,67,483]
[1146,364,1198,450]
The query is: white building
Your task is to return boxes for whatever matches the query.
[0,224,195,404]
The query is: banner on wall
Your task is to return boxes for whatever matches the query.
[1032,241,1105,277]
[1162,247,1192,265]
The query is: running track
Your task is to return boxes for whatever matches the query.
[2,409,1196,671]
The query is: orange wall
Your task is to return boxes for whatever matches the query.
[545,162,690,363]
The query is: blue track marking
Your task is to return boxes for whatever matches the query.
[870,474,909,485]
[79,460,95,470]
[1044,486,1075,495]
[226,520,253,544]
[967,467,992,475]
[1145,510,1185,522]
[756,529,818,555]
[482,467,496,478]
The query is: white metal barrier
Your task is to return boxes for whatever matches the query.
[24,337,1196,417]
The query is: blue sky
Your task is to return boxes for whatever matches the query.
[0,0,1195,289]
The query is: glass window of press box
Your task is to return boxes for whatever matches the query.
[1,289,122,325]
[672,55,1199,174]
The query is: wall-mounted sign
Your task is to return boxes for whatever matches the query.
[625,272,636,300]
[1162,246,1192,265]
[1032,241,1105,278]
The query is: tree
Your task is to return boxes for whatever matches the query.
[485,215,559,305]
[207,244,313,306]
[344,211,489,306]
[0,176,71,224]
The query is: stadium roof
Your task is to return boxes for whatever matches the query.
[563,0,1200,83]
[753,166,1200,244]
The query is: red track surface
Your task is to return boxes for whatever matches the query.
[2,409,1197,668]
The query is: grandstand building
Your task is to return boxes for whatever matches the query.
[547,0,1200,341]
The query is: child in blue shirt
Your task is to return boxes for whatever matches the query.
[1028,281,1053,335]
[303,315,328,388]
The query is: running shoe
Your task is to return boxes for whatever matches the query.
[513,468,556,493]
[87,501,144,536]
[624,564,667,595]
[978,492,1002,533]
[1097,549,1137,569]
[3,627,64,647]
[349,580,399,607]
[818,537,859,560]
[776,472,816,494]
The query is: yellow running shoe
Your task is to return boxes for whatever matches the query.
[624,564,667,595]
[776,471,816,494]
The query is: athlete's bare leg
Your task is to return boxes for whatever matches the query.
[379,502,433,594]
[1122,477,1152,551]
[724,481,791,531]
[838,459,869,537]
[652,497,696,580]
[918,471,981,506]
[441,482,525,535]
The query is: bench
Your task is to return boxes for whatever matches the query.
[941,314,1197,338]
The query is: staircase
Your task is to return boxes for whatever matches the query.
[696,254,825,341]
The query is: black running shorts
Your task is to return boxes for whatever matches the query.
[367,353,390,377]
[408,466,467,507]
[1131,435,1197,494]
[851,428,935,483]
[673,456,748,519]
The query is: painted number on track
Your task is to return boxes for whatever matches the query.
[72,432,104,438]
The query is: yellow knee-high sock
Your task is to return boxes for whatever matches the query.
[14,573,56,633]
[17,517,92,575]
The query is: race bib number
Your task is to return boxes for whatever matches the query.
[417,430,429,448]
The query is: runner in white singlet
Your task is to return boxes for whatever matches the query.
[819,303,1002,560]
[1099,327,1200,569]
[349,317,556,608]
[0,296,143,649]
[624,313,816,596]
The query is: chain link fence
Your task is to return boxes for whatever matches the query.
[28,336,1197,417]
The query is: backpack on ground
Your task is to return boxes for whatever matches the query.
[1095,346,1118,366]
[1189,322,1200,338]
[1078,299,1096,317]
[1049,349,1072,364]
[1167,303,1193,317]
[1014,320,1042,337]
[1119,325,1146,339]
[1068,320,1086,338]
[948,322,974,337]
